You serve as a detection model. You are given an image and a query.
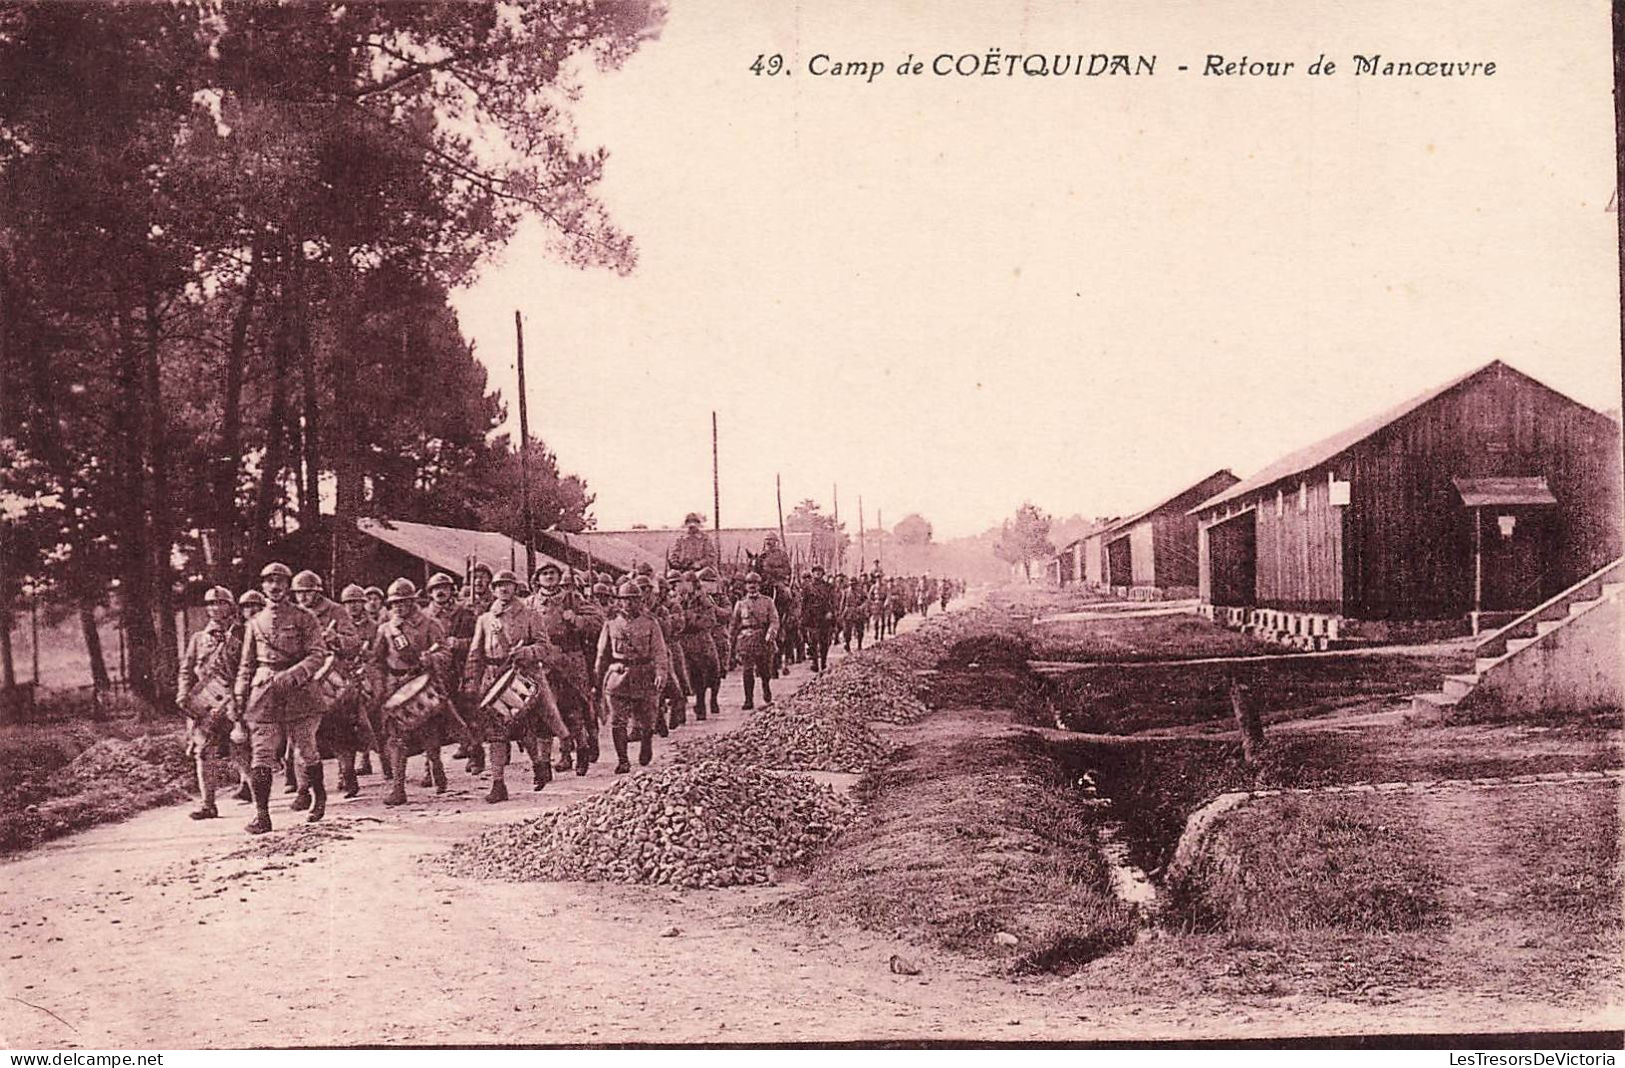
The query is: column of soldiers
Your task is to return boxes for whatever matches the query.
[174,515,963,835]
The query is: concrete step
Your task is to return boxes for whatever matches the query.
[1443,673,1481,699]
[1505,637,1539,654]
[1569,598,1601,618]
[1410,691,1460,718]
[1474,656,1503,674]
[1603,582,1624,598]
[1536,619,1564,636]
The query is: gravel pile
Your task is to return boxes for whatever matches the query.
[61,731,193,792]
[446,760,854,888]
[677,696,888,772]
[787,658,930,725]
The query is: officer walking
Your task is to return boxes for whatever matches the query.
[595,581,672,773]
[234,562,330,834]
[729,572,780,710]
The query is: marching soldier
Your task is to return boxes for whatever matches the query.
[655,576,691,730]
[466,562,496,618]
[370,578,456,807]
[530,561,599,776]
[234,562,330,835]
[333,584,381,796]
[229,589,267,801]
[757,533,791,589]
[363,586,387,625]
[699,566,731,674]
[465,569,570,804]
[675,570,722,721]
[424,572,485,776]
[729,572,779,710]
[176,586,243,820]
[667,512,719,574]
[289,570,356,812]
[800,565,837,673]
[595,581,672,773]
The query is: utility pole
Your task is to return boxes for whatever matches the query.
[833,483,842,573]
[515,311,536,579]
[711,411,722,567]
[858,495,866,572]
[776,473,786,544]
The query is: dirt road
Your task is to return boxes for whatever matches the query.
[2,603,1617,1046]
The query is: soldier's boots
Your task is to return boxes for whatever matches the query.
[694,696,707,722]
[338,753,360,798]
[189,800,218,820]
[671,701,687,728]
[533,756,551,792]
[585,730,601,763]
[291,785,312,812]
[283,766,299,794]
[485,778,508,804]
[379,749,394,780]
[709,693,721,718]
[638,728,654,767]
[357,753,374,776]
[383,743,409,807]
[554,741,574,773]
[575,743,590,776]
[306,764,326,823]
[245,768,274,835]
[431,757,448,794]
[466,745,485,776]
[743,672,756,711]
[233,781,253,803]
[420,763,435,788]
[654,711,669,738]
[612,726,631,774]
[762,679,774,706]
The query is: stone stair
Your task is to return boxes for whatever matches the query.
[1410,557,1625,719]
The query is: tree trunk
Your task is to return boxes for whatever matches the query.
[296,248,322,533]
[114,306,158,706]
[80,600,110,690]
[1,597,15,693]
[330,244,362,579]
[254,261,294,553]
[1229,677,1266,767]
[144,284,178,708]
[215,238,261,585]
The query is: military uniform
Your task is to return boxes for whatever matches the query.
[424,588,484,776]
[177,611,243,818]
[757,544,792,589]
[595,602,671,771]
[729,585,780,709]
[371,603,452,805]
[234,587,329,832]
[530,580,600,774]
[800,574,837,672]
[667,529,719,574]
[678,584,722,720]
[466,593,569,802]
[289,592,358,805]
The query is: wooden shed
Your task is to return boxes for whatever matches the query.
[1191,360,1623,641]
[1096,470,1241,598]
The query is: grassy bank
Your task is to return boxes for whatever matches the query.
[784,726,1139,974]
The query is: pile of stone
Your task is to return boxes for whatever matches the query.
[678,695,888,772]
[446,760,854,888]
[787,657,930,725]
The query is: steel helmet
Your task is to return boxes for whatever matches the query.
[491,569,520,587]
[386,578,419,603]
[616,581,641,599]
[745,571,762,583]
[238,589,267,608]
[684,511,704,525]
[291,569,323,592]
[364,585,385,601]
[203,585,234,606]
[536,561,561,576]
[259,562,293,580]
[471,562,493,578]
[425,573,456,593]
[592,582,613,598]
[697,566,720,583]
[340,583,368,604]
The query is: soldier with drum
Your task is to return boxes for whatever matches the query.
[176,586,244,821]
[465,569,571,804]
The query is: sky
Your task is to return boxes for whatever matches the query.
[450,0,1623,540]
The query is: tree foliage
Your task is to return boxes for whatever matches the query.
[893,513,933,546]
[0,1,664,705]
[993,503,1055,581]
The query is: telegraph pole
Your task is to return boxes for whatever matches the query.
[515,311,536,579]
[711,411,723,566]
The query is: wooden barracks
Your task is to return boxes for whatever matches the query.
[1190,360,1623,645]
